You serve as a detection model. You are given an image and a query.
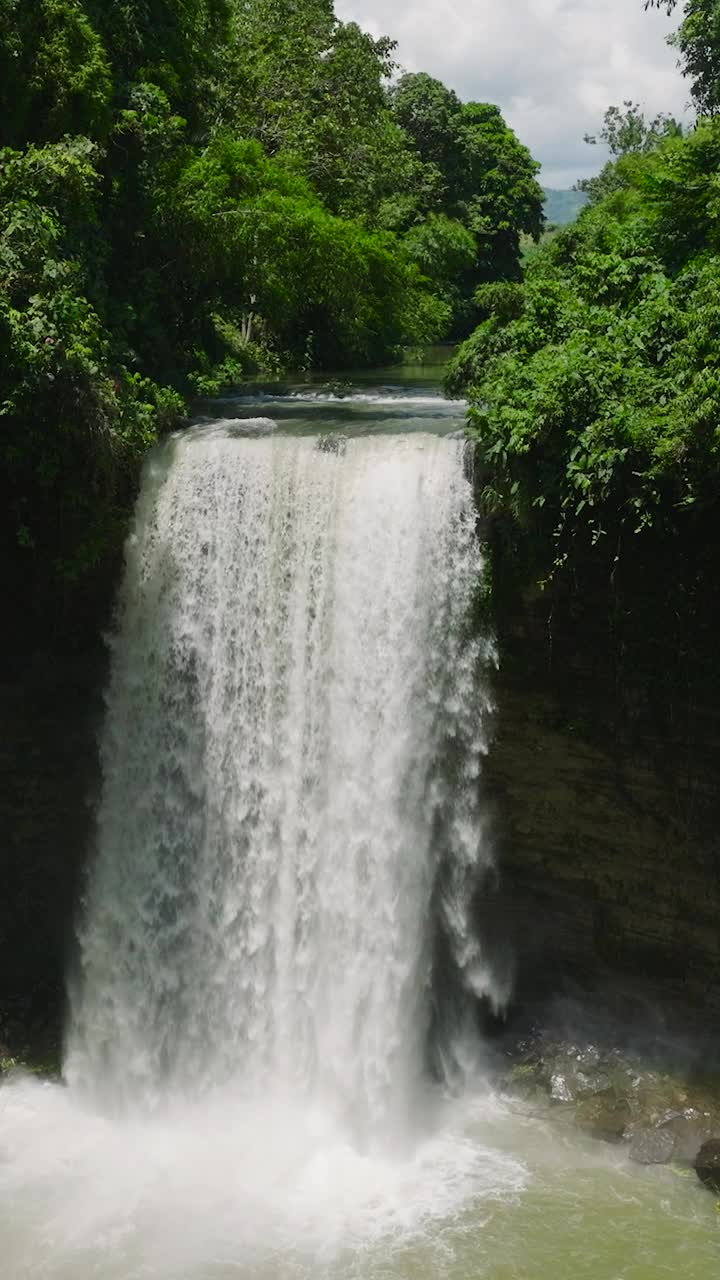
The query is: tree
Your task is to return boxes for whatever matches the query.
[673,1,720,115]
[0,0,543,647]
[402,215,476,293]
[458,100,544,281]
[0,137,183,644]
[0,0,112,147]
[577,102,683,203]
[647,0,720,116]
[218,1,411,218]
[583,101,683,155]
[388,73,544,332]
[154,134,448,369]
[85,0,231,122]
[447,115,720,570]
[390,73,464,189]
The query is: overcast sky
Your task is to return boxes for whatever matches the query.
[335,0,690,188]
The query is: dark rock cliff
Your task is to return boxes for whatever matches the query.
[483,574,720,1021]
[0,653,106,1056]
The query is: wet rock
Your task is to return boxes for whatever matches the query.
[694,1140,720,1193]
[575,1096,631,1143]
[631,1072,687,1125]
[627,1126,675,1165]
[506,1063,540,1097]
[316,434,348,455]
[538,1045,613,1105]
[657,1110,714,1163]
[550,1071,575,1103]
[575,1045,602,1071]
[500,1025,720,1170]
[510,1035,543,1067]
[576,1069,612,1099]
[225,417,277,437]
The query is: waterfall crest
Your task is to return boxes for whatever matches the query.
[66,428,498,1130]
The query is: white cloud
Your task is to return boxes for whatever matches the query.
[335,0,691,187]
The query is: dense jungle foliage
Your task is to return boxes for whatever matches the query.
[448,1,720,694]
[1,0,542,650]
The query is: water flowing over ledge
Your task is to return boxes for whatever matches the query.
[67,431,499,1117]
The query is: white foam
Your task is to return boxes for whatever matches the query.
[286,392,463,407]
[0,1076,526,1278]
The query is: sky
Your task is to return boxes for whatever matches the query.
[335,0,690,188]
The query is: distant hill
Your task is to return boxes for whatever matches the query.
[543,188,589,226]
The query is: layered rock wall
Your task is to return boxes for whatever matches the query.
[485,597,720,1017]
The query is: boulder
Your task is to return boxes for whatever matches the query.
[694,1140,720,1193]
[658,1110,714,1163]
[627,1126,675,1165]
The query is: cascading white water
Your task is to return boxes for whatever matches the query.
[66,426,499,1129]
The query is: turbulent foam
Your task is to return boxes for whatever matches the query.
[0,1075,527,1278]
[285,392,465,407]
[214,392,466,409]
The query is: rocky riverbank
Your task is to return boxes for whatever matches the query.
[496,1007,720,1188]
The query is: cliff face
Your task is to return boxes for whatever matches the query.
[484,594,720,1019]
[0,654,106,1055]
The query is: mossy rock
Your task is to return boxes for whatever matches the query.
[575,1096,632,1143]
[0,1050,61,1082]
[505,1062,544,1100]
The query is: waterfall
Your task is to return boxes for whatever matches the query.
[66,425,499,1134]
[9,414,707,1280]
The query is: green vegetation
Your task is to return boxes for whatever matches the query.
[448,13,720,665]
[387,74,544,332]
[576,99,685,203]
[1,0,542,650]
[648,1,720,117]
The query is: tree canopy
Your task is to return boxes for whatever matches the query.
[446,2,720,605]
[447,111,720,703]
[386,73,544,331]
[647,0,720,115]
[1,0,540,649]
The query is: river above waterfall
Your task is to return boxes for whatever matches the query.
[0,368,717,1279]
[195,355,468,439]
